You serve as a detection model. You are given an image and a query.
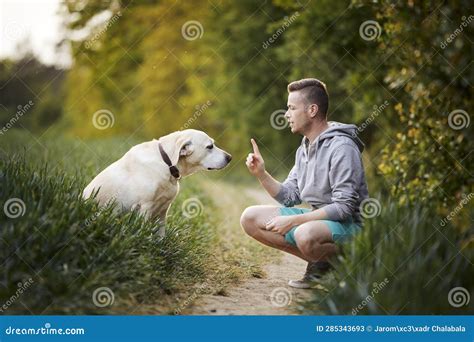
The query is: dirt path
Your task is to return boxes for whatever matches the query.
[188,184,313,315]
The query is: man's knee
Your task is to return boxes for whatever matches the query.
[294,231,319,256]
[294,222,332,258]
[240,206,259,236]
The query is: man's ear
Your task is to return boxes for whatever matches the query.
[308,104,319,118]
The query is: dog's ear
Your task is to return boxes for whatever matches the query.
[179,141,193,157]
[171,139,193,165]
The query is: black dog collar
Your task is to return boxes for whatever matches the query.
[158,142,181,179]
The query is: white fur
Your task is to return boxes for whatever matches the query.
[83,129,231,221]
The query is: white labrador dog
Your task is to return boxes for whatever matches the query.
[83,129,232,221]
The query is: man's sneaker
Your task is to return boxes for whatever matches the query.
[288,261,332,289]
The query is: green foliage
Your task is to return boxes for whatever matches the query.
[0,55,65,132]
[372,1,473,208]
[303,200,474,315]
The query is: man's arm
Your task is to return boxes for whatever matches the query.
[255,170,281,198]
[322,144,362,221]
[290,207,329,225]
[246,139,302,207]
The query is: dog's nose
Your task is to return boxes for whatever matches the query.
[225,154,232,163]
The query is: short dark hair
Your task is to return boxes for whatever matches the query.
[287,78,329,119]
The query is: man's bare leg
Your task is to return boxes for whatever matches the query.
[293,221,339,261]
[240,205,340,262]
[240,205,310,261]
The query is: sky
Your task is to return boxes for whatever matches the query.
[0,0,71,68]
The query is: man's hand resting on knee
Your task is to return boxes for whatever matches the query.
[265,216,295,235]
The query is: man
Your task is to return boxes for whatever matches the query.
[240,78,369,289]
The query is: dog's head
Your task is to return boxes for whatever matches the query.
[172,129,232,176]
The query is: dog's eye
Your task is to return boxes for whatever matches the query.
[206,144,214,150]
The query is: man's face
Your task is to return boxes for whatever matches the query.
[285,91,313,134]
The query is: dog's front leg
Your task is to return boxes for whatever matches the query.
[139,201,170,235]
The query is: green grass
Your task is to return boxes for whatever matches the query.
[0,155,216,314]
[0,130,272,314]
[303,200,474,315]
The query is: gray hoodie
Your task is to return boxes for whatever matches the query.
[274,121,369,224]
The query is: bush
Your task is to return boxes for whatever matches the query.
[302,199,473,315]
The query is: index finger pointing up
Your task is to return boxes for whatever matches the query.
[250,138,261,156]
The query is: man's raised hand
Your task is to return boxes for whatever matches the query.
[246,138,265,177]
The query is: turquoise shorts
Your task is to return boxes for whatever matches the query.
[280,207,362,247]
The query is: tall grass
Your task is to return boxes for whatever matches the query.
[303,200,473,314]
[0,155,219,314]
